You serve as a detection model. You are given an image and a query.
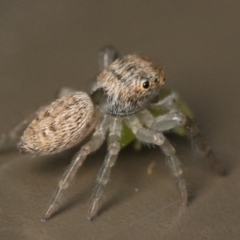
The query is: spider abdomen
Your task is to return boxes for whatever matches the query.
[18,92,97,155]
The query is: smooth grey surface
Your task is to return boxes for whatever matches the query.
[0,1,239,240]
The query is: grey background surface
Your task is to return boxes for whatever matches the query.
[0,1,239,240]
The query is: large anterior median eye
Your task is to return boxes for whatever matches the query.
[142,81,150,89]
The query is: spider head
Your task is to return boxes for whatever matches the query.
[92,55,165,116]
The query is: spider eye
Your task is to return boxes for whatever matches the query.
[142,81,150,89]
[154,78,158,83]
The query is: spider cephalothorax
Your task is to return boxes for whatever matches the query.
[0,46,225,222]
[92,55,165,116]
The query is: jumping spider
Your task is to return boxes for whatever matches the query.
[0,46,225,221]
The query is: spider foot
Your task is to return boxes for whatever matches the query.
[41,188,62,222]
[176,177,188,206]
[40,217,47,223]
[87,199,100,221]
[207,150,227,176]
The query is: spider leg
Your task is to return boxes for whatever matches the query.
[124,115,188,206]
[137,109,185,132]
[88,117,122,221]
[142,104,225,175]
[41,114,110,222]
[150,91,180,110]
[183,116,226,175]
[57,87,77,98]
[98,45,119,71]
[0,116,35,153]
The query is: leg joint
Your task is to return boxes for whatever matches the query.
[160,139,176,156]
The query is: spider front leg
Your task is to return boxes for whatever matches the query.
[137,109,186,132]
[149,93,225,175]
[88,117,122,221]
[184,117,226,175]
[41,114,110,222]
[125,115,188,206]
[150,91,180,110]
